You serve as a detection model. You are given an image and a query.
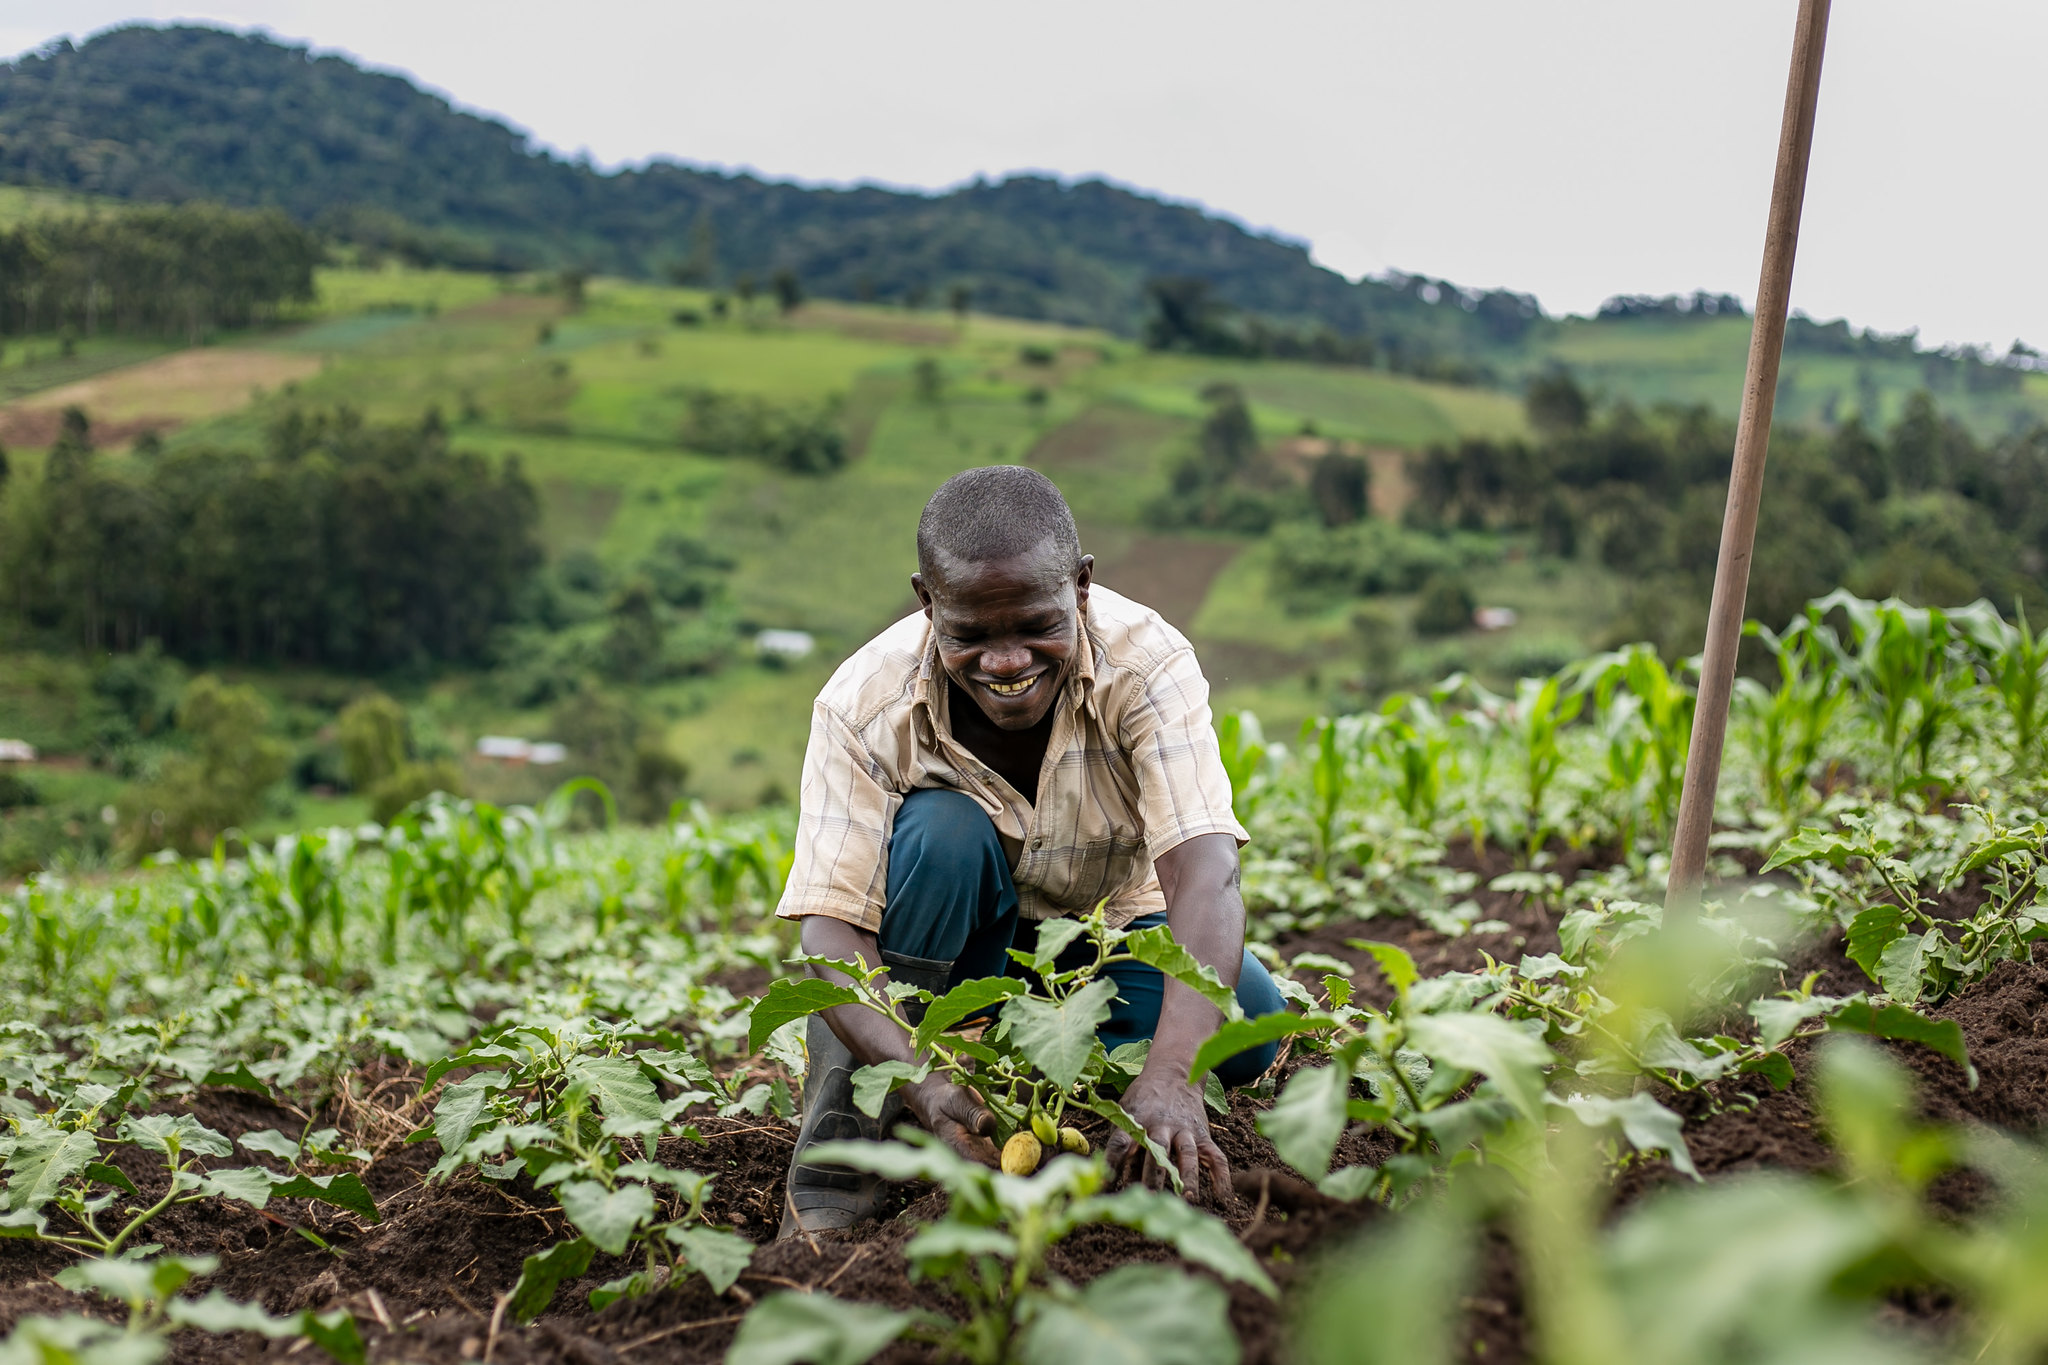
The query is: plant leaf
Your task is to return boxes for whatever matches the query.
[670,1224,755,1295]
[1405,1013,1553,1123]
[1084,1187,1276,1296]
[82,1162,137,1197]
[430,1071,508,1156]
[727,1291,914,1365]
[1828,998,1976,1087]
[1348,940,1419,1000]
[1017,1264,1237,1365]
[507,1238,596,1324]
[749,978,860,1055]
[120,1113,233,1160]
[1256,1063,1351,1180]
[238,1129,303,1162]
[849,1060,928,1118]
[1187,1012,1334,1083]
[199,1063,271,1097]
[303,1307,368,1365]
[167,1290,305,1337]
[1748,996,1831,1049]
[1002,979,1117,1090]
[270,1172,381,1223]
[1557,1092,1699,1179]
[1121,927,1241,1018]
[565,1056,663,1125]
[1845,904,1908,982]
[3,1124,102,1212]
[203,1166,282,1207]
[912,977,1027,1052]
[1878,931,1933,1005]
[558,1180,655,1256]
[1761,826,1864,873]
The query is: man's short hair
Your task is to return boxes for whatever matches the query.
[916,465,1081,582]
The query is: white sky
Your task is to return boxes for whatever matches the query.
[3,1,2042,351]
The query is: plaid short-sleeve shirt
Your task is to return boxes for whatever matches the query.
[775,587,1248,932]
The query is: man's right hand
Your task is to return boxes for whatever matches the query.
[903,1076,997,1165]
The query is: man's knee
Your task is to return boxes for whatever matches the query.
[891,788,1002,868]
[1212,951,1284,1088]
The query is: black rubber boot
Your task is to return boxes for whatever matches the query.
[779,954,951,1238]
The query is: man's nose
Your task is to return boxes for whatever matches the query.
[980,643,1033,677]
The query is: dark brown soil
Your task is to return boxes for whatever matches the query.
[10,844,2046,1364]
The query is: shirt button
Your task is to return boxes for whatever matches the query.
[1031,838,1044,850]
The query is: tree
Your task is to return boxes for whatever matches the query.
[772,268,803,315]
[1412,575,1476,637]
[1309,451,1370,527]
[1525,368,1590,436]
[948,283,972,324]
[337,692,408,792]
[124,675,290,854]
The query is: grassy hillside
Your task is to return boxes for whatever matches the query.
[0,264,1574,831]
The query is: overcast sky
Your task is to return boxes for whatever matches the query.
[4,1,2042,351]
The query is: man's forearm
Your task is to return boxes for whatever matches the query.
[1148,833,1247,1075]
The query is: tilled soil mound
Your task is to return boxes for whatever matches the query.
[7,852,2042,1364]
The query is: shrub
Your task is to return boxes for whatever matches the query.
[369,759,465,825]
[337,693,408,792]
[1413,575,1477,637]
[678,389,846,473]
[1270,521,1491,602]
[124,676,290,854]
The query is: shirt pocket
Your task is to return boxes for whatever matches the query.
[1049,827,1148,912]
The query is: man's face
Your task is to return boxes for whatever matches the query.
[912,541,1094,732]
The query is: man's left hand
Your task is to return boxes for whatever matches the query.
[1105,1064,1229,1197]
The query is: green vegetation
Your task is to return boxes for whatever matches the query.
[2,590,2048,1360]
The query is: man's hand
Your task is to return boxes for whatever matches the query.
[1105,1065,1229,1196]
[904,1076,998,1166]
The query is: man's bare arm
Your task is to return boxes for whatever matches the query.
[1105,832,1243,1195]
[797,915,995,1162]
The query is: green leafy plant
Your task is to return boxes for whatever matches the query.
[729,1134,1271,1365]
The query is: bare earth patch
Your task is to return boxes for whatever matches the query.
[0,347,323,445]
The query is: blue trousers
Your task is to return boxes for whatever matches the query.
[876,788,1284,1088]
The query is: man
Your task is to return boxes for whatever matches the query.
[776,465,1282,1236]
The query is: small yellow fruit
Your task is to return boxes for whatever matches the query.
[1058,1126,1089,1155]
[1001,1131,1044,1175]
[1030,1111,1059,1147]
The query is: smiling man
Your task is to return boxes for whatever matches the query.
[776,465,1282,1236]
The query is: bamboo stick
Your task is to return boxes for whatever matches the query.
[1667,0,1833,903]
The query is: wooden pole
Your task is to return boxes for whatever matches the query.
[1667,0,1832,903]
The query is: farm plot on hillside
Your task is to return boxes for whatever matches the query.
[8,620,2048,1358]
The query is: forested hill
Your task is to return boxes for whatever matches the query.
[0,24,1525,358]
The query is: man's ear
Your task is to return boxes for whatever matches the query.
[1074,555,1094,610]
[911,571,934,618]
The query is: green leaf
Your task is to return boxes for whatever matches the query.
[849,1060,928,1118]
[903,1221,1020,1267]
[557,1179,655,1256]
[565,1056,663,1125]
[237,1129,302,1162]
[1085,1187,1277,1296]
[422,1044,523,1087]
[1748,996,1831,1049]
[1946,830,2041,882]
[1317,1165,1379,1202]
[302,1308,368,1365]
[1121,927,1241,1018]
[912,977,1027,1052]
[166,1290,305,1337]
[670,1224,755,1295]
[202,1166,282,1207]
[805,1136,991,1198]
[119,1114,233,1160]
[1878,931,1934,1005]
[1029,917,1090,973]
[430,1071,508,1156]
[507,1238,596,1324]
[199,1063,270,1097]
[1557,1092,1698,1180]
[1828,998,1977,1087]
[749,977,860,1055]
[727,1291,914,1365]
[1188,1012,1334,1083]
[1018,1264,1237,1365]
[4,1124,102,1212]
[82,1162,137,1197]
[1761,826,1865,873]
[1348,940,1419,1000]
[270,1172,381,1223]
[1256,1063,1351,1180]
[1405,1013,1553,1122]
[1002,979,1118,1090]
[1845,904,1908,982]
[589,1271,655,1313]
[1739,1052,1797,1091]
